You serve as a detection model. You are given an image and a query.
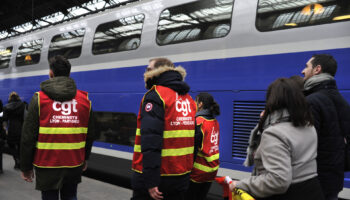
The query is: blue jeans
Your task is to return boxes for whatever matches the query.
[41,183,78,200]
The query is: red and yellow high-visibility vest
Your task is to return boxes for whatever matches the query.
[33,90,91,168]
[132,85,196,176]
[191,116,220,182]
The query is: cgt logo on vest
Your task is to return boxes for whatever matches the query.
[53,99,78,115]
[175,98,192,116]
[210,127,219,146]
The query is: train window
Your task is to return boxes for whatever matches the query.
[92,14,145,55]
[48,28,86,60]
[16,39,43,66]
[94,111,137,147]
[257,0,350,31]
[156,0,234,46]
[0,46,13,69]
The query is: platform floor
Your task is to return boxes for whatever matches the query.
[0,154,132,200]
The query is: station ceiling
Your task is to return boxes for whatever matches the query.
[0,0,92,32]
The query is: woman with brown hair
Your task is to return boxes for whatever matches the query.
[186,92,220,200]
[229,78,324,200]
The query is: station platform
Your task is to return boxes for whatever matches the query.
[0,154,132,200]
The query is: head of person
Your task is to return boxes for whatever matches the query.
[302,54,337,81]
[289,75,304,90]
[144,57,175,89]
[259,78,313,131]
[8,91,21,102]
[146,57,175,72]
[195,92,220,116]
[49,55,71,78]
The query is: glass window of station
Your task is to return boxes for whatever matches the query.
[16,39,44,66]
[257,0,350,31]
[94,112,137,147]
[49,28,86,60]
[92,14,145,55]
[156,0,234,46]
[0,46,13,69]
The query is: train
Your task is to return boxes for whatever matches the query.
[1,0,350,198]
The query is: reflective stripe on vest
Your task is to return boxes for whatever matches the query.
[191,116,220,183]
[132,85,196,176]
[33,90,91,168]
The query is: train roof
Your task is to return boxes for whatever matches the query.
[0,0,145,41]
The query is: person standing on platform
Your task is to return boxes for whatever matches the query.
[302,54,350,200]
[229,78,324,200]
[3,92,25,169]
[20,55,95,200]
[185,92,220,200]
[0,99,5,174]
[131,58,196,200]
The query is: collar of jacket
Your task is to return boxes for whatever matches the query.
[304,73,334,91]
[195,109,215,119]
[263,109,290,130]
[40,76,77,102]
[144,66,187,83]
[144,66,190,94]
[303,79,337,96]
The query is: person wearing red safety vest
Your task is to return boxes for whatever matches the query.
[20,55,95,200]
[131,58,196,200]
[185,92,220,200]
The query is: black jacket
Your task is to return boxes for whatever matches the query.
[132,66,193,194]
[304,80,350,194]
[3,100,25,143]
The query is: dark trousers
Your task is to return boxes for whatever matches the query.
[185,181,212,200]
[131,189,185,200]
[0,139,4,172]
[8,142,20,168]
[257,177,325,200]
[41,183,78,200]
[0,147,3,172]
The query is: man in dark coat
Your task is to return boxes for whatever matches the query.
[3,92,25,169]
[302,54,350,200]
[20,55,95,200]
[131,58,196,200]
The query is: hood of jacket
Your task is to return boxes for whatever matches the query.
[4,100,25,113]
[144,66,190,95]
[40,76,77,102]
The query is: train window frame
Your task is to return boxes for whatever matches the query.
[15,38,44,67]
[48,28,86,60]
[256,0,350,32]
[92,14,145,55]
[93,111,137,147]
[0,46,13,69]
[156,0,235,46]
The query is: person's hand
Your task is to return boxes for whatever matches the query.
[21,170,34,182]
[148,187,163,200]
[82,161,88,171]
[229,180,237,191]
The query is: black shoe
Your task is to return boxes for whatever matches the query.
[0,169,3,174]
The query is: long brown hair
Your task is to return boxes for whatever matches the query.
[258,78,313,132]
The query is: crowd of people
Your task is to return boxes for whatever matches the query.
[0,54,349,200]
